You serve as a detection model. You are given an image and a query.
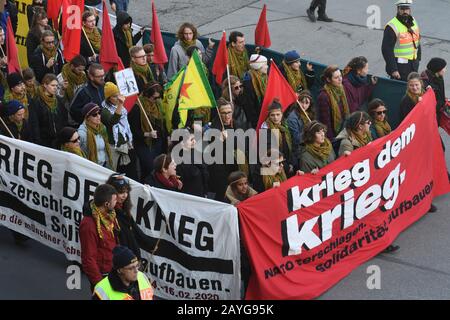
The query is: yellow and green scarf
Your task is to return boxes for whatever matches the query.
[266,118,293,153]
[90,202,120,240]
[324,83,350,134]
[3,89,29,120]
[352,130,372,148]
[305,138,333,162]
[38,85,57,113]
[131,61,154,85]
[262,169,287,191]
[180,39,197,52]
[139,96,165,147]
[228,46,250,79]
[373,119,392,138]
[124,28,133,49]
[282,60,307,92]
[83,26,101,52]
[61,63,87,101]
[40,44,57,61]
[249,69,267,103]
[85,121,113,167]
[61,145,87,158]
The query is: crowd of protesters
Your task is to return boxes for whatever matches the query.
[0,0,448,299]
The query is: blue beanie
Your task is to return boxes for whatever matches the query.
[6,100,25,116]
[284,50,301,64]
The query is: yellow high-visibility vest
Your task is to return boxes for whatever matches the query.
[386,17,420,60]
[94,271,154,300]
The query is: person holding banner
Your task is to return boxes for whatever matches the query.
[58,126,86,158]
[367,98,392,140]
[93,245,153,300]
[105,174,158,261]
[80,10,101,64]
[30,30,64,83]
[32,73,68,148]
[298,120,335,174]
[145,153,183,192]
[317,65,350,140]
[78,102,113,168]
[334,111,372,157]
[128,82,167,181]
[260,149,288,190]
[399,72,425,121]
[80,184,120,289]
[101,82,138,180]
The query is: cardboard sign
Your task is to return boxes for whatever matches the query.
[114,68,139,97]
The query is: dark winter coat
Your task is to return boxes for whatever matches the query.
[70,81,105,125]
[342,74,375,113]
[176,149,209,197]
[113,11,142,68]
[30,47,65,83]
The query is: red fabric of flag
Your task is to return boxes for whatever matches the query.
[212,31,228,85]
[100,0,125,73]
[62,0,84,62]
[6,17,21,74]
[150,0,168,65]
[256,61,297,130]
[47,0,62,21]
[255,4,271,48]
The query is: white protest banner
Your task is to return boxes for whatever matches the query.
[114,68,140,97]
[0,136,241,300]
[141,187,241,300]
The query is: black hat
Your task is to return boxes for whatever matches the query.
[113,246,137,270]
[427,58,447,74]
[7,72,24,89]
[58,127,77,145]
[268,99,282,112]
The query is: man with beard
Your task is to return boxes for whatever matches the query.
[382,0,421,81]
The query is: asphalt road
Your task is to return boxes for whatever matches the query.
[1,0,449,300]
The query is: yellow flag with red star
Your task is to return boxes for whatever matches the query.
[178,50,217,110]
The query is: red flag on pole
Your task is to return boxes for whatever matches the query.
[150,0,168,65]
[212,31,228,85]
[47,0,62,22]
[6,17,21,74]
[256,61,297,130]
[100,0,125,73]
[255,4,271,48]
[62,0,84,62]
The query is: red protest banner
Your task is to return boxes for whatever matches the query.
[238,89,450,300]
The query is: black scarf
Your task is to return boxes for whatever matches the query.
[396,13,414,29]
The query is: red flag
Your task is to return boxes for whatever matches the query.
[150,0,168,65]
[212,31,228,85]
[256,61,297,130]
[6,17,21,74]
[100,0,125,73]
[255,4,271,48]
[124,95,138,112]
[47,0,62,21]
[62,0,84,62]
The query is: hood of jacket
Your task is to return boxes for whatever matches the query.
[114,11,132,30]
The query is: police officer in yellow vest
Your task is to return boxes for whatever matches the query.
[382,0,421,81]
[93,246,154,300]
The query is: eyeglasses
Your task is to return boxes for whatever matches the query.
[70,137,80,143]
[376,110,387,115]
[233,85,244,90]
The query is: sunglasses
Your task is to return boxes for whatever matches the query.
[233,85,244,90]
[70,137,80,143]
[89,111,101,117]
[376,110,387,115]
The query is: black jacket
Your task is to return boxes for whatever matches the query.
[399,94,416,123]
[32,95,68,148]
[242,72,263,128]
[30,46,65,83]
[25,31,41,65]
[27,2,47,28]
[232,95,252,130]
[176,149,209,197]
[113,11,142,68]
[116,208,158,261]
[421,70,446,117]
[70,81,105,125]
[0,118,33,142]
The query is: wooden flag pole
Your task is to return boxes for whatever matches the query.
[136,96,155,132]
[82,27,97,57]
[296,99,312,123]
[226,64,233,106]
[0,117,15,139]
